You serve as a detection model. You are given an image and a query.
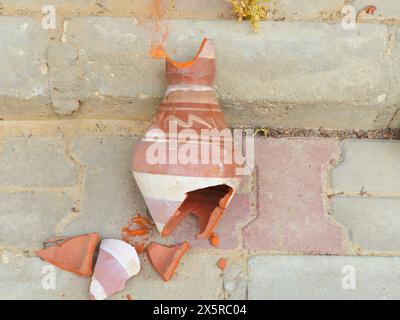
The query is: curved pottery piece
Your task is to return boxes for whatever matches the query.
[89,239,141,300]
[146,241,190,282]
[132,39,243,238]
[36,233,100,277]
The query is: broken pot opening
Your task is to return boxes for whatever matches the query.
[161,184,233,239]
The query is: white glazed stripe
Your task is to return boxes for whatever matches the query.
[90,278,108,300]
[165,84,214,96]
[132,172,241,201]
[100,239,141,277]
[155,222,166,233]
[159,107,221,112]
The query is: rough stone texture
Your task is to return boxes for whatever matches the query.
[58,17,163,119]
[332,140,400,194]
[269,0,344,21]
[113,250,224,300]
[0,192,74,249]
[168,194,252,249]
[1,121,400,299]
[0,257,88,300]
[0,0,235,20]
[332,197,400,252]
[243,137,346,254]
[168,0,235,20]
[0,17,50,117]
[0,250,224,300]
[222,254,247,300]
[63,136,147,238]
[389,109,400,128]
[47,40,85,115]
[248,255,400,300]
[330,140,400,252]
[0,136,78,187]
[0,0,360,22]
[62,18,395,129]
[0,16,398,129]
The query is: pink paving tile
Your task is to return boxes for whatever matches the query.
[243,138,346,254]
[168,194,252,249]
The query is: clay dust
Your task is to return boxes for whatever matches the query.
[122,213,156,254]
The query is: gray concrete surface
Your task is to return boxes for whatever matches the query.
[332,197,400,252]
[248,255,400,300]
[331,140,400,195]
[0,16,398,129]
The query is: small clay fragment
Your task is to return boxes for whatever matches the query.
[134,243,146,254]
[89,239,141,300]
[217,258,227,271]
[357,5,377,22]
[209,232,220,247]
[36,233,100,277]
[146,242,190,282]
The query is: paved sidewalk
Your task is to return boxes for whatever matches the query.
[0,120,399,299]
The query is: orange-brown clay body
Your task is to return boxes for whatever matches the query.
[209,232,220,247]
[36,233,100,277]
[132,39,243,238]
[217,258,227,270]
[146,242,190,281]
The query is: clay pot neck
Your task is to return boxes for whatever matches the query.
[166,39,216,87]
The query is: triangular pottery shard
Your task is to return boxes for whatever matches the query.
[132,38,244,238]
[146,242,190,282]
[36,233,100,277]
[89,239,141,300]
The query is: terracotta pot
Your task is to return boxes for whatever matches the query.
[132,39,243,238]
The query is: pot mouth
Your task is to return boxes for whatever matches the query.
[166,38,208,69]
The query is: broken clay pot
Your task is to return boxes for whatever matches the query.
[36,233,100,277]
[146,242,189,282]
[132,39,243,238]
[89,239,141,300]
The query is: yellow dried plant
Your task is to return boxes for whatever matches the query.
[229,0,269,32]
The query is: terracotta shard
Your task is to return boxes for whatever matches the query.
[89,239,141,300]
[36,233,100,277]
[132,38,244,237]
[217,258,227,271]
[146,242,190,282]
[209,232,220,247]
